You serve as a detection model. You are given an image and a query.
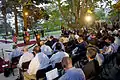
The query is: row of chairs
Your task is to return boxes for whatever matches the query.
[19,61,63,80]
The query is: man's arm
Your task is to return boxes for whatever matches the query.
[18,56,23,68]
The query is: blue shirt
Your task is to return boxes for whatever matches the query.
[9,48,23,61]
[59,67,85,80]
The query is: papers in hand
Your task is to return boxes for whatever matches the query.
[46,68,59,80]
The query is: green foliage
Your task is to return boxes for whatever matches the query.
[94,9,106,20]
[34,4,62,31]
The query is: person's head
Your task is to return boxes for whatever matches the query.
[109,36,115,43]
[61,57,73,71]
[104,36,115,44]
[13,44,18,49]
[77,37,84,43]
[39,41,45,46]
[22,46,28,53]
[59,38,64,43]
[86,47,97,60]
[33,46,40,54]
[56,42,62,50]
[50,36,54,39]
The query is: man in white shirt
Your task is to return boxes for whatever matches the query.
[23,46,50,80]
[40,41,53,57]
[18,46,34,68]
[50,43,69,68]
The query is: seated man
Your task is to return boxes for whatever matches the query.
[23,46,50,80]
[50,43,69,68]
[40,41,53,58]
[52,40,65,52]
[18,46,34,69]
[59,57,85,80]
[72,36,88,64]
[17,47,34,80]
[9,44,23,63]
[83,46,100,80]
[45,36,58,48]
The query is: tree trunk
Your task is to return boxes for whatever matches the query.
[4,14,8,36]
[14,5,18,36]
[2,4,8,36]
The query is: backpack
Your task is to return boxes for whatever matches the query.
[3,61,11,77]
[4,68,11,77]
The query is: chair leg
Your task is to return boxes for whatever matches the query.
[11,68,15,76]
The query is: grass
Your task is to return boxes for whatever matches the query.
[45,30,61,36]
[0,30,62,41]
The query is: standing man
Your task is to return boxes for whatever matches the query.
[41,29,44,37]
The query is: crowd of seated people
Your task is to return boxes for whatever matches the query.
[8,25,120,80]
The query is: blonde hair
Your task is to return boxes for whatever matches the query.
[23,46,28,52]
[40,41,45,46]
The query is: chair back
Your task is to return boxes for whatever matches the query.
[55,62,62,70]
[22,60,31,71]
[36,65,53,80]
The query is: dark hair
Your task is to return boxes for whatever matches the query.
[104,36,115,43]
[56,42,62,50]
[50,36,54,39]
[33,46,40,53]
[103,36,108,41]
[109,36,115,43]
[87,47,97,59]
